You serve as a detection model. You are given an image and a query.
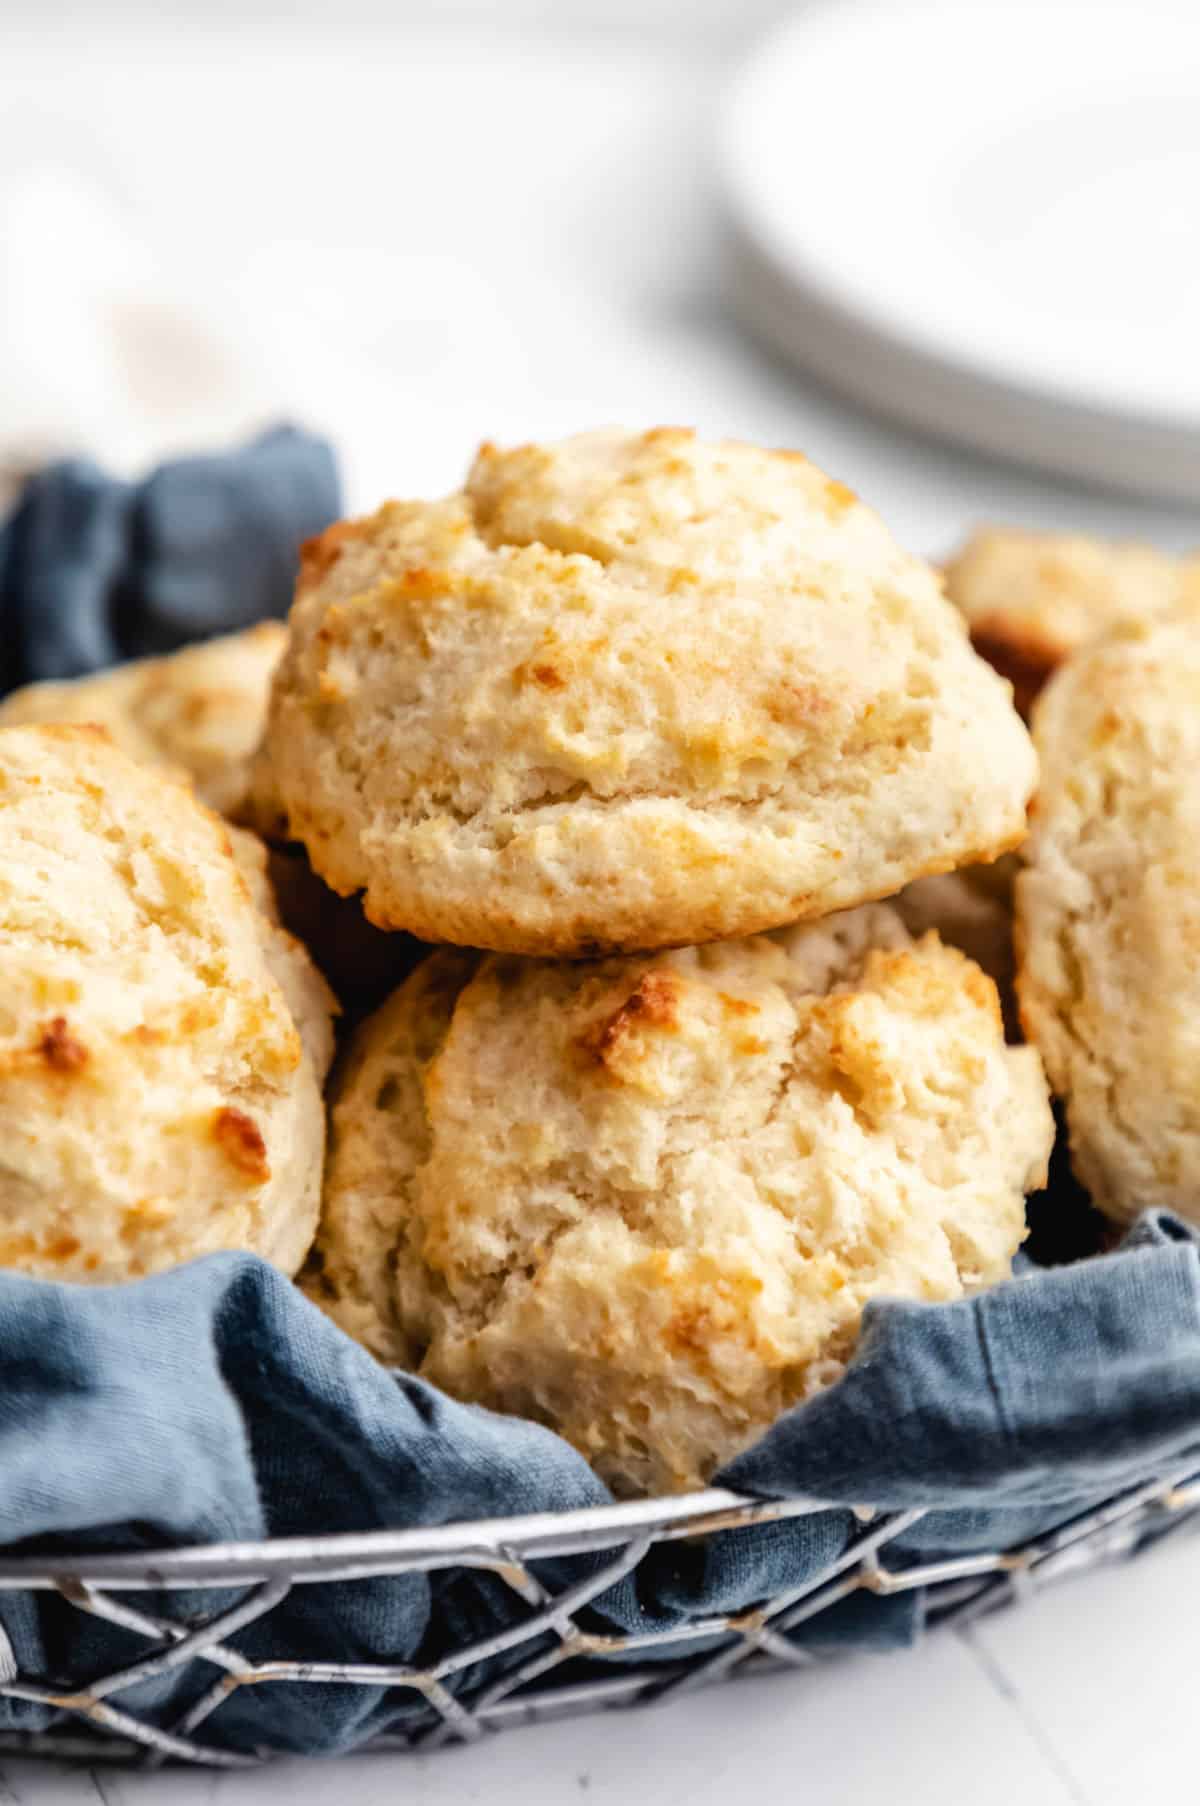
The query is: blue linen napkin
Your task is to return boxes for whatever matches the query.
[0,426,339,694]
[0,1213,1197,1757]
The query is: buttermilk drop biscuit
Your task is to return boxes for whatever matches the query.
[265,429,1036,955]
[308,905,1053,1495]
[893,855,1018,1037]
[0,725,335,1283]
[1017,616,1200,1225]
[944,527,1200,716]
[0,621,286,816]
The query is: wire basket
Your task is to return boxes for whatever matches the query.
[0,1464,1197,1769]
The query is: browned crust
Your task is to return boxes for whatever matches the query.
[27,721,113,746]
[298,518,371,593]
[659,1264,768,1363]
[37,1016,89,1073]
[212,1106,271,1182]
[641,426,695,445]
[578,971,682,1070]
[717,992,760,1018]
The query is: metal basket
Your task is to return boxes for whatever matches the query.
[0,1463,1197,1769]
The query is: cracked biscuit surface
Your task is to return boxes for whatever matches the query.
[308,903,1053,1495]
[0,725,335,1282]
[263,429,1036,954]
[1017,616,1200,1224]
[0,621,286,816]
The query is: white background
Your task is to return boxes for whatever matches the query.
[0,2,1197,1800]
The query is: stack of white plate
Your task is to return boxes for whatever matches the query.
[721,0,1200,502]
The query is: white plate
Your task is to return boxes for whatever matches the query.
[720,0,1200,501]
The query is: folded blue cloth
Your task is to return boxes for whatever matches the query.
[0,426,339,694]
[0,1213,1197,1757]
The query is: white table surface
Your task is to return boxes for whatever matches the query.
[0,5,1196,1801]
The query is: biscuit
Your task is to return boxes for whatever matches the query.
[308,905,1053,1495]
[944,527,1200,716]
[0,725,335,1282]
[266,429,1036,955]
[1017,615,1200,1224]
[0,621,286,816]
[893,855,1018,1037]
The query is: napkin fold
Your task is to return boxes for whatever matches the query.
[0,425,339,695]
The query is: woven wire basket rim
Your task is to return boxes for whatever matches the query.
[0,1487,835,1591]
[0,1465,1197,1768]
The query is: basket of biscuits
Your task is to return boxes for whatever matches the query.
[0,429,1196,1767]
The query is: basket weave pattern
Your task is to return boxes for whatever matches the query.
[0,1465,1197,1768]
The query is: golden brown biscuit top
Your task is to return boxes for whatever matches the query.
[266,428,1035,953]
